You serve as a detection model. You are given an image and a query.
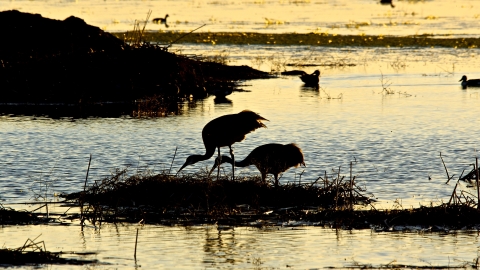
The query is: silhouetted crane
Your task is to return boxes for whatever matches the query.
[178,110,268,179]
[209,143,305,187]
[300,70,320,86]
[459,75,480,89]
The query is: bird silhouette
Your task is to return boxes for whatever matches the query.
[152,14,169,25]
[209,143,305,187]
[380,0,395,8]
[300,70,320,86]
[178,110,268,179]
[459,75,480,89]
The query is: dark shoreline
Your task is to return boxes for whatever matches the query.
[0,10,270,118]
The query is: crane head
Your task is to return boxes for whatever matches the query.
[177,155,202,175]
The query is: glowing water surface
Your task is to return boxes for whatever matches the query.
[2,0,480,37]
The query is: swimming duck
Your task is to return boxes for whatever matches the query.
[380,0,395,8]
[152,14,169,24]
[459,75,480,89]
[300,70,320,85]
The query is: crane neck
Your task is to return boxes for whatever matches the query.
[219,155,251,167]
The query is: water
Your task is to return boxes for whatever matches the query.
[1,224,480,269]
[2,45,478,207]
[2,0,480,268]
[2,0,480,37]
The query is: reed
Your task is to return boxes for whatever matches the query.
[379,71,395,94]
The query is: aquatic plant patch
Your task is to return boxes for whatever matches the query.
[0,237,98,266]
[126,31,480,48]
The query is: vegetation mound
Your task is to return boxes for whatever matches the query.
[0,10,269,117]
[61,169,373,226]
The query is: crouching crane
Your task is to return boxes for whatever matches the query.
[209,143,305,187]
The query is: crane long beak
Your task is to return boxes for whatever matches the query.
[176,162,188,176]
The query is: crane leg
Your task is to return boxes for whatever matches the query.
[217,147,221,181]
[229,146,235,180]
[261,172,267,184]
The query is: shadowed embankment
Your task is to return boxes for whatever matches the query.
[0,10,269,117]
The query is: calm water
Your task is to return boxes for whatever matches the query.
[2,0,480,268]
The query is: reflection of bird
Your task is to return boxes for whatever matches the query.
[178,110,268,179]
[300,70,320,86]
[214,97,233,104]
[209,143,305,187]
[459,75,480,89]
[209,87,233,99]
[380,0,395,8]
[152,14,169,24]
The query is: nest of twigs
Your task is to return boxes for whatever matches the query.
[62,168,374,226]
[59,166,480,230]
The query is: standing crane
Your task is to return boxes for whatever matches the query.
[177,110,268,179]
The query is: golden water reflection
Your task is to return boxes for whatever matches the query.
[3,0,480,37]
[1,223,479,268]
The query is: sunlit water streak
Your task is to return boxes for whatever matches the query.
[2,0,480,37]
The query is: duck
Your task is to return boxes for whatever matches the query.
[300,70,320,86]
[152,14,169,24]
[380,0,395,8]
[459,75,480,89]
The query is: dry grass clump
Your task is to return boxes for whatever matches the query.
[0,237,97,266]
[0,204,39,225]
[133,94,179,117]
